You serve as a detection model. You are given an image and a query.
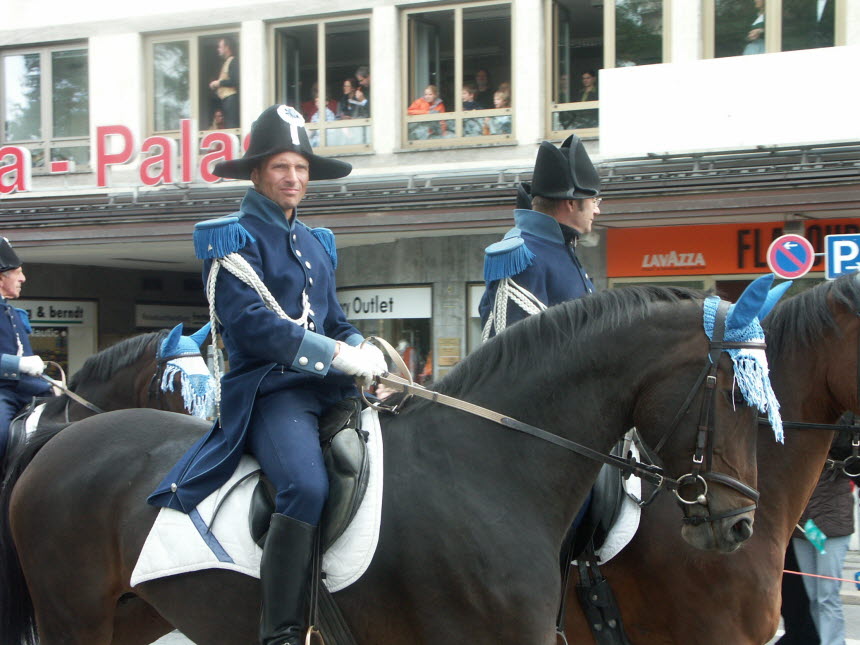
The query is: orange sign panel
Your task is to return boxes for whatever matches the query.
[606,218,859,278]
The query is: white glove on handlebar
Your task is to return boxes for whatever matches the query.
[19,355,46,376]
[331,342,388,387]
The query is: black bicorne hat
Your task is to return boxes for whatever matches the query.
[213,105,352,181]
[530,134,600,200]
[0,238,22,273]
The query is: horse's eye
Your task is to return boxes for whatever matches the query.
[727,389,747,407]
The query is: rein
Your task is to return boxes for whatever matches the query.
[758,315,860,474]
[38,364,105,416]
[366,311,763,515]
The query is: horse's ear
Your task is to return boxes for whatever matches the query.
[188,322,211,348]
[758,280,793,321]
[159,323,184,359]
[726,274,774,330]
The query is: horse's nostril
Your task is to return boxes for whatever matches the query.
[730,518,753,543]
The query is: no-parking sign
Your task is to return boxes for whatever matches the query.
[766,234,816,279]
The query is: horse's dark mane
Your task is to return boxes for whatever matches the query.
[4,330,170,489]
[68,330,167,388]
[763,273,860,357]
[436,285,705,398]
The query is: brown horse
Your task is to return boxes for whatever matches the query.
[564,273,860,644]
[0,286,766,645]
[2,324,213,484]
[37,322,213,425]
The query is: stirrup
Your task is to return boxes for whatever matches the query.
[305,625,325,645]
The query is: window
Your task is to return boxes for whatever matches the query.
[147,31,240,134]
[612,0,664,67]
[1,45,89,170]
[272,17,371,152]
[402,2,512,148]
[547,0,666,139]
[705,0,842,58]
[548,0,604,137]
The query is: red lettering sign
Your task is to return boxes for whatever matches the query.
[96,125,135,187]
[139,136,177,186]
[199,132,239,183]
[0,146,32,195]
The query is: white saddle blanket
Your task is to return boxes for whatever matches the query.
[131,408,383,593]
[594,443,642,564]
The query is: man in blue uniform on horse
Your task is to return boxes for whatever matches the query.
[479,134,601,339]
[149,105,387,645]
[0,237,52,459]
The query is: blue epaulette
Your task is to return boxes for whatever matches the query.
[193,215,255,260]
[483,229,535,283]
[14,308,31,333]
[311,227,338,269]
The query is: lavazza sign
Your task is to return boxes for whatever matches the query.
[0,119,245,195]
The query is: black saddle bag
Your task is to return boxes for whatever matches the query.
[250,397,371,550]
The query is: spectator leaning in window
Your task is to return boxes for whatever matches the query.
[209,36,239,128]
[407,84,446,115]
[474,68,493,108]
[354,65,371,113]
[336,78,362,120]
[577,70,598,102]
[407,85,447,140]
[301,83,337,123]
[482,88,511,136]
[462,82,481,110]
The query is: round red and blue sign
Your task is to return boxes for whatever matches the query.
[766,234,815,279]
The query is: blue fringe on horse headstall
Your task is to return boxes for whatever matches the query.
[193,216,255,260]
[161,358,216,420]
[311,227,338,269]
[483,234,535,283]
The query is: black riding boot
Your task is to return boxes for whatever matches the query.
[259,513,318,645]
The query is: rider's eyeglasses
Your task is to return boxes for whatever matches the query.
[593,197,602,206]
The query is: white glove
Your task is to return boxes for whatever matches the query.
[19,355,46,376]
[331,342,388,387]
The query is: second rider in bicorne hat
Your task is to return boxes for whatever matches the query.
[149,105,387,645]
[479,134,602,340]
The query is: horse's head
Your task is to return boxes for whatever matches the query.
[155,322,216,419]
[633,275,787,553]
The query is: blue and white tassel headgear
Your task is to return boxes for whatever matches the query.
[157,322,216,419]
[703,274,791,442]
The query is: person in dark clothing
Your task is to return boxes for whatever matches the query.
[478,134,601,340]
[209,36,239,128]
[0,237,52,459]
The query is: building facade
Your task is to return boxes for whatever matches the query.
[1,0,859,377]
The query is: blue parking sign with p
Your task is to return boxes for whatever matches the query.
[826,234,860,280]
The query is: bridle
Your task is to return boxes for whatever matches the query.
[146,350,197,410]
[759,310,860,476]
[367,299,763,522]
[637,299,762,525]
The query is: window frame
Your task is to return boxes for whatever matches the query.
[546,0,672,141]
[1,42,90,173]
[268,14,373,155]
[145,28,242,137]
[400,0,514,150]
[702,0,847,58]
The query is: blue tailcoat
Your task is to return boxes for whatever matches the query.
[479,209,594,338]
[149,189,363,513]
[0,300,52,450]
[0,301,52,399]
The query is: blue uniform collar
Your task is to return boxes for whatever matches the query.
[513,209,568,244]
[240,188,302,232]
